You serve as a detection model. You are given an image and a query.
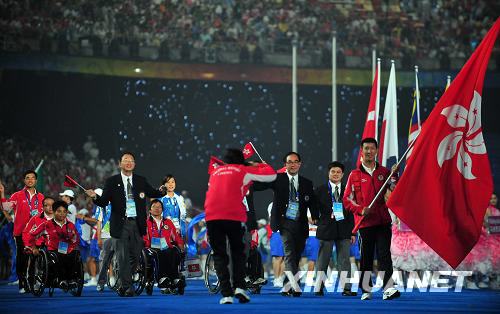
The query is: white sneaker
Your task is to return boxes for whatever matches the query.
[8,280,19,286]
[361,292,372,300]
[133,273,140,281]
[234,287,251,303]
[19,288,26,294]
[109,276,116,287]
[85,277,98,286]
[219,296,234,304]
[466,281,479,290]
[383,287,401,300]
[273,277,284,287]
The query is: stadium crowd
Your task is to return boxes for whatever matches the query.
[0,0,498,68]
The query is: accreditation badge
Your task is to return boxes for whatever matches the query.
[332,202,345,221]
[58,241,69,254]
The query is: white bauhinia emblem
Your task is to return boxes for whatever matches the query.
[243,149,251,155]
[437,91,486,180]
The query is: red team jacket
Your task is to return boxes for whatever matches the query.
[22,212,52,247]
[143,216,184,249]
[29,219,79,254]
[204,163,276,222]
[2,188,44,236]
[343,164,393,230]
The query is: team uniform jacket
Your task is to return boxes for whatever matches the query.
[29,219,79,253]
[343,163,393,230]
[143,216,184,249]
[2,188,44,236]
[22,212,52,247]
[204,163,276,222]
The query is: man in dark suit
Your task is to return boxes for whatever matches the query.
[314,161,357,296]
[254,152,318,296]
[85,151,166,296]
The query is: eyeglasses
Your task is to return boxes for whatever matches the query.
[286,161,301,165]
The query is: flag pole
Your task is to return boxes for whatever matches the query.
[65,175,87,192]
[249,142,264,162]
[353,137,418,232]
[35,159,44,172]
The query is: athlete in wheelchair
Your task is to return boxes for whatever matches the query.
[25,200,84,297]
[141,199,186,295]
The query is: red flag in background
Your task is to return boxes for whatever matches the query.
[64,175,78,188]
[242,142,255,159]
[208,156,225,175]
[357,59,380,167]
[387,18,499,268]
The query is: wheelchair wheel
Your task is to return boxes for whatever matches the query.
[31,251,49,297]
[107,252,119,291]
[132,249,147,296]
[204,250,220,294]
[70,252,84,297]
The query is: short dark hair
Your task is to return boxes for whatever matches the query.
[223,148,245,165]
[43,196,55,204]
[361,137,378,148]
[120,151,136,161]
[282,151,301,163]
[150,199,163,209]
[23,170,37,180]
[52,200,68,211]
[328,161,345,173]
[162,174,175,185]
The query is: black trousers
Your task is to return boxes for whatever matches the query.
[54,251,80,281]
[155,248,181,285]
[280,220,306,278]
[114,220,144,289]
[207,220,246,297]
[14,236,28,289]
[246,247,263,281]
[358,224,394,293]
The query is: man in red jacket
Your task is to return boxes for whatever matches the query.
[205,148,276,304]
[0,170,44,293]
[343,138,400,301]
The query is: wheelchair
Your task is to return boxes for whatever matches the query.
[28,248,84,297]
[204,247,266,295]
[105,250,146,295]
[140,247,185,296]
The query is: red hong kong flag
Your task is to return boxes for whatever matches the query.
[208,156,225,175]
[276,166,287,174]
[242,142,255,159]
[357,59,380,167]
[387,18,499,268]
[64,175,79,188]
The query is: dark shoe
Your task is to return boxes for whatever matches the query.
[59,280,69,292]
[68,281,78,290]
[342,290,357,296]
[235,288,251,303]
[292,290,302,297]
[96,284,104,292]
[281,289,293,296]
[117,286,134,297]
[315,290,324,296]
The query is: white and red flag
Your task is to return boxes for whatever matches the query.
[378,60,398,167]
[357,58,380,167]
[242,142,255,159]
[387,18,499,268]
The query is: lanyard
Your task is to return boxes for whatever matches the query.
[166,195,180,218]
[153,217,164,238]
[24,189,39,211]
